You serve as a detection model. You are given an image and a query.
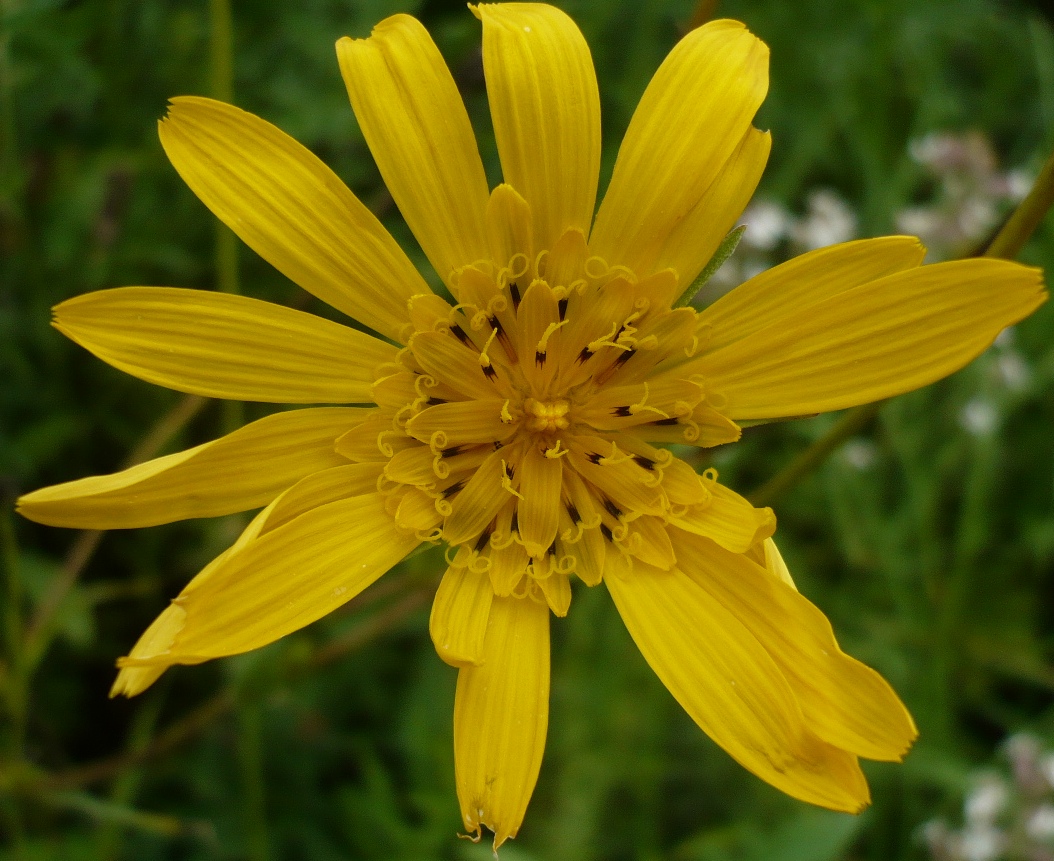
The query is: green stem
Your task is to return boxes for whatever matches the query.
[748,402,884,507]
[984,145,1054,259]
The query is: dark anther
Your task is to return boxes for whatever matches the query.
[426,397,447,406]
[474,531,491,553]
[546,541,557,557]
[482,364,498,381]
[599,523,614,542]
[613,348,636,368]
[557,297,568,320]
[535,350,546,367]
[632,455,656,470]
[653,417,679,426]
[577,346,594,363]
[450,324,471,346]
[504,463,515,480]
[440,445,463,458]
[612,405,633,417]
[603,498,622,519]
[493,440,504,450]
[509,281,522,310]
[566,502,581,523]
[510,510,519,534]
[587,452,603,465]
[442,479,466,498]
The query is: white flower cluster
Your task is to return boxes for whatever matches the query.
[922,733,1054,861]
[705,130,1030,302]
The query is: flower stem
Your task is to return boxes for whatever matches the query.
[984,145,1054,259]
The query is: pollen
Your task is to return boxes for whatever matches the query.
[524,398,571,432]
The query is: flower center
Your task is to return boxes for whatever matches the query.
[523,397,570,433]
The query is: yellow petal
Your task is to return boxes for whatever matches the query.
[18,407,364,529]
[668,480,776,553]
[696,259,1047,420]
[695,236,927,354]
[122,493,419,663]
[159,97,425,343]
[444,447,520,547]
[430,564,494,667]
[111,461,386,694]
[517,443,563,557]
[674,530,918,761]
[409,330,501,401]
[337,15,490,288]
[589,20,768,275]
[763,537,796,589]
[486,183,535,268]
[257,462,387,535]
[474,3,600,251]
[454,594,549,848]
[405,400,517,448]
[112,493,283,695]
[606,562,870,812]
[53,287,395,403]
[651,127,771,298]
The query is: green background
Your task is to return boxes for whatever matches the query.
[3,0,1054,858]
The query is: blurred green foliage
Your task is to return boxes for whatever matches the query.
[2,0,1054,858]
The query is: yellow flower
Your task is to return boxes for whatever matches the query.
[18,3,1046,848]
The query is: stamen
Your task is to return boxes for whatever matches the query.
[478,327,499,369]
[535,320,568,368]
[544,439,569,459]
[633,455,656,470]
[587,321,632,354]
[536,320,567,353]
[603,498,622,519]
[629,383,669,419]
[501,460,524,500]
[598,441,633,466]
[509,281,522,310]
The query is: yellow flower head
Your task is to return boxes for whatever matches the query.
[18,3,1047,849]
